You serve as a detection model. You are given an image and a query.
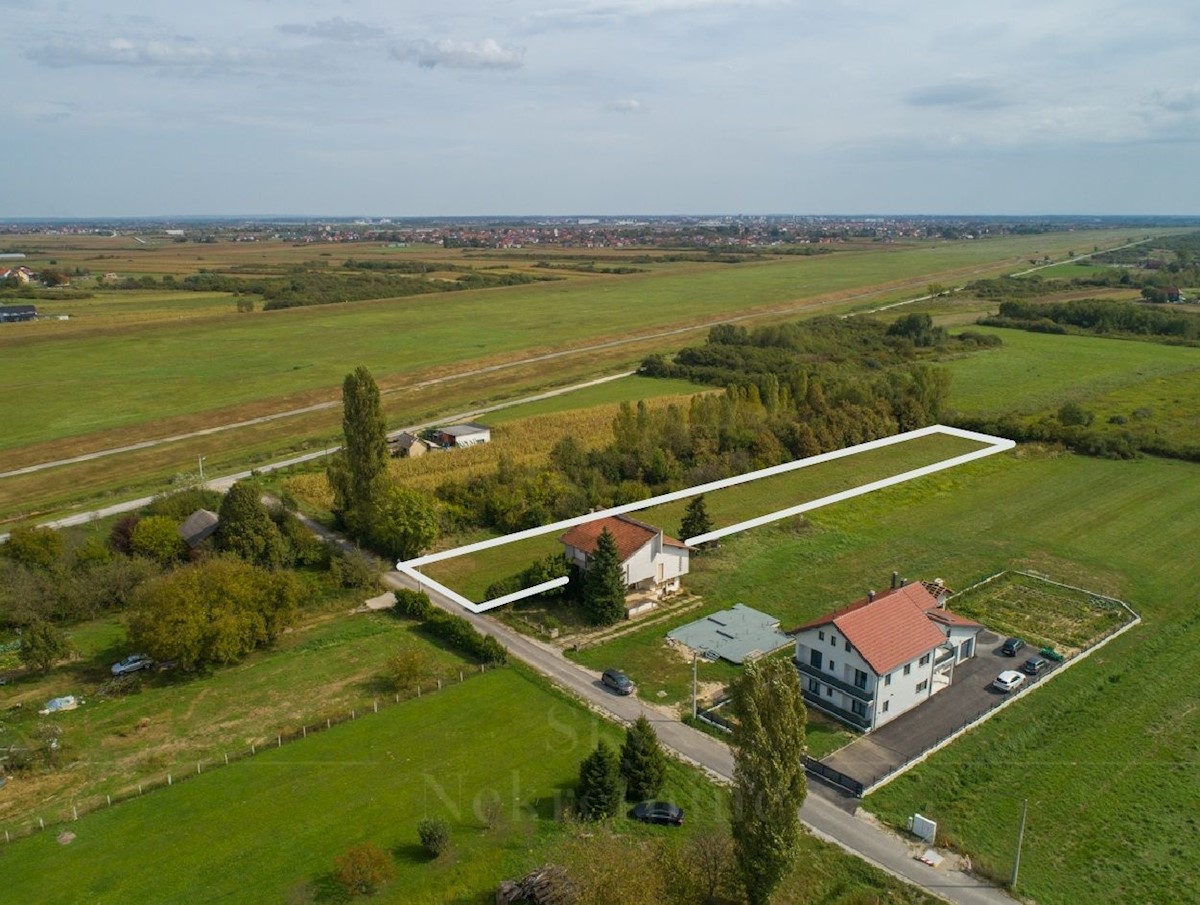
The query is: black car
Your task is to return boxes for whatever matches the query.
[1022,655,1048,675]
[1000,637,1026,656]
[632,801,684,826]
[601,668,635,695]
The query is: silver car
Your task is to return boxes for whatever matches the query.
[111,653,154,676]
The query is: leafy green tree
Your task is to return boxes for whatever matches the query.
[3,526,64,570]
[386,646,433,692]
[417,818,451,857]
[128,559,300,668]
[328,366,389,537]
[730,657,808,905]
[129,516,187,565]
[217,482,288,567]
[582,528,625,626]
[680,494,712,546]
[368,485,438,561]
[17,620,72,673]
[620,714,667,801]
[577,740,623,821]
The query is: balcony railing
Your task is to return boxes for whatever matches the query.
[794,660,874,703]
[801,691,872,730]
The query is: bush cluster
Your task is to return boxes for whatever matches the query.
[392,589,507,664]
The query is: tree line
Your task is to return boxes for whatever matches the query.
[980,298,1200,343]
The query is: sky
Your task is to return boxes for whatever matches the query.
[2,0,1198,217]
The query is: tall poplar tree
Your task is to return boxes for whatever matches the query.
[329,366,388,537]
[730,657,807,905]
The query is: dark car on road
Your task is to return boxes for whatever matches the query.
[601,668,635,696]
[1022,655,1048,675]
[632,801,684,826]
[1000,637,1026,656]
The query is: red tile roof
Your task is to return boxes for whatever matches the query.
[560,514,673,562]
[793,583,977,675]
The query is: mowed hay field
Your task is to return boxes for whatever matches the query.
[661,447,1200,905]
[0,228,1136,453]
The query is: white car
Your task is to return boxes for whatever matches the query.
[111,653,154,676]
[993,670,1026,693]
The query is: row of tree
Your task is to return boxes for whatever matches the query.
[981,298,1200,342]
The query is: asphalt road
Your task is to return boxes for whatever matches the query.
[383,569,1015,905]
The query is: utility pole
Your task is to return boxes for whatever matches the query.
[1011,798,1028,890]
[692,651,698,720]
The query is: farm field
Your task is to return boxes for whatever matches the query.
[0,609,474,831]
[648,447,1200,905]
[419,430,991,603]
[482,374,709,423]
[0,664,937,905]
[944,326,1200,415]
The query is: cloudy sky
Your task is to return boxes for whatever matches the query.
[3,0,1198,217]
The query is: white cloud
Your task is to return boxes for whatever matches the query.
[28,36,264,69]
[603,98,645,113]
[391,38,524,70]
[277,17,386,43]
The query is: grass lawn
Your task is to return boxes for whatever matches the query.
[944,327,1200,416]
[0,609,474,830]
[0,664,936,905]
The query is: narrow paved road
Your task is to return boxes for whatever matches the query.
[383,570,1015,905]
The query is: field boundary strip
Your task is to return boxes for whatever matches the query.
[397,424,1015,613]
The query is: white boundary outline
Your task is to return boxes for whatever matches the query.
[397,424,1014,614]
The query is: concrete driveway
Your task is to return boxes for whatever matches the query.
[819,631,1060,790]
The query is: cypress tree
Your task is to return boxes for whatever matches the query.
[620,714,667,801]
[329,366,388,537]
[583,527,626,626]
[680,494,712,546]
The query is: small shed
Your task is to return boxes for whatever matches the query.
[390,431,430,458]
[0,304,37,323]
[178,509,219,549]
[435,423,491,448]
[667,603,792,664]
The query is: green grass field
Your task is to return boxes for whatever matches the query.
[0,664,936,905]
[483,375,710,424]
[662,447,1200,905]
[945,327,1200,415]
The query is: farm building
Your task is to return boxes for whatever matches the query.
[178,509,219,549]
[668,604,792,664]
[560,514,690,599]
[791,579,981,732]
[0,304,37,323]
[434,423,491,448]
[390,431,430,458]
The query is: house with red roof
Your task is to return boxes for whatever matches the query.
[560,514,690,598]
[790,579,982,732]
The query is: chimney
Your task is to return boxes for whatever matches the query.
[867,590,876,602]
[900,577,908,587]
[891,571,899,590]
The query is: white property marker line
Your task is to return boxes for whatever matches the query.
[398,424,1015,614]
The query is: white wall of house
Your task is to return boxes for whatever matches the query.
[623,539,657,587]
[945,625,980,663]
[567,535,690,593]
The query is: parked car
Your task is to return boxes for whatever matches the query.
[632,801,684,826]
[111,653,154,676]
[993,670,1026,693]
[601,668,635,695]
[1022,655,1048,676]
[1000,637,1026,656]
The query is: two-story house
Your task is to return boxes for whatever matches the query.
[560,514,690,597]
[791,581,982,731]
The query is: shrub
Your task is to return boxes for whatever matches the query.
[417,818,451,857]
[393,588,433,620]
[333,841,395,897]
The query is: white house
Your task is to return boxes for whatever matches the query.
[435,423,491,448]
[560,514,690,598]
[791,581,982,732]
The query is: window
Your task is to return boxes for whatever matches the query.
[808,678,821,694]
[809,650,822,670]
[829,661,835,672]
[818,630,825,642]
[826,686,833,697]
[854,669,868,690]
[882,701,889,713]
[830,634,838,647]
[919,652,931,667]
[903,664,911,676]
[916,680,928,694]
[844,640,851,653]
[884,673,892,687]
[851,700,867,717]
